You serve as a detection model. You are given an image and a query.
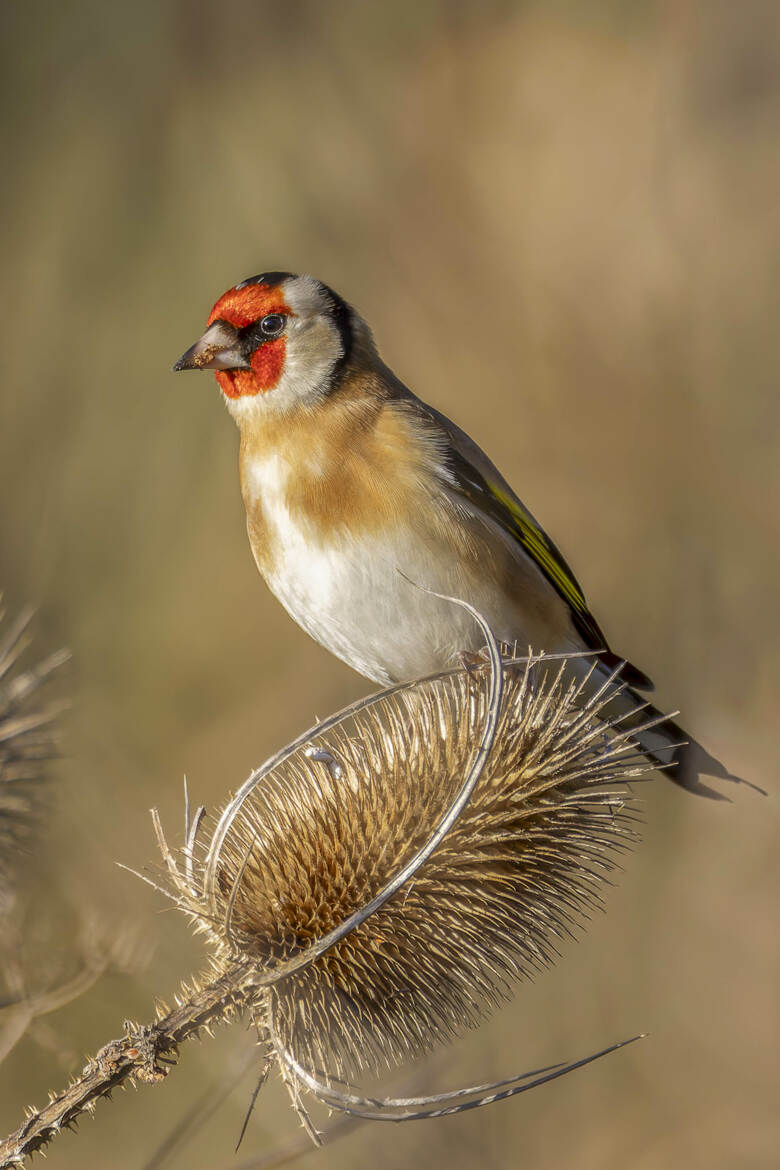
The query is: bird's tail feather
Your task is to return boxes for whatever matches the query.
[566,657,764,800]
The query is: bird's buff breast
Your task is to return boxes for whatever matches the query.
[240,450,508,685]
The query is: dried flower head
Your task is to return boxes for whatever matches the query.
[0,608,661,1165]
[147,604,655,1132]
[0,603,68,915]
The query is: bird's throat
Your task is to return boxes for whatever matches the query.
[216,338,286,398]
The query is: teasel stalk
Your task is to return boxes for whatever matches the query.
[0,599,660,1167]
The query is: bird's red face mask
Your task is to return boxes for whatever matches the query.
[174,280,292,398]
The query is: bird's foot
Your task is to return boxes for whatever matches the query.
[457,648,492,678]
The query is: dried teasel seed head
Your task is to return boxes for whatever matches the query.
[0,602,68,914]
[164,644,651,1086]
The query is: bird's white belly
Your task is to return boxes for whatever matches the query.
[244,453,572,685]
[261,519,493,685]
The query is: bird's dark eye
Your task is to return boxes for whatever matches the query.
[260,314,285,336]
[239,313,287,351]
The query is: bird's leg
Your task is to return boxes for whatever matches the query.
[457,649,489,678]
[457,640,515,677]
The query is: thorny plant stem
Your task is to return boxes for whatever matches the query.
[0,962,254,1168]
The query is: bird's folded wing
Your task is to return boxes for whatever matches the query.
[412,399,654,691]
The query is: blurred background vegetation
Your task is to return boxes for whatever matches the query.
[1,1,778,1166]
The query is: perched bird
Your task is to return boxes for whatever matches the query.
[174,271,742,796]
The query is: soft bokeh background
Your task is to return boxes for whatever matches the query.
[1,1,778,1166]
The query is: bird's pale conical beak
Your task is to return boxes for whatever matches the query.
[173,320,251,372]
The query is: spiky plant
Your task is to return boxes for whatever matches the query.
[0,604,68,917]
[184,660,644,1090]
[0,606,657,1166]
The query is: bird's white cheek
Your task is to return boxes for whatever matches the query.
[281,319,343,401]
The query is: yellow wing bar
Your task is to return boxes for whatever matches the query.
[487,481,591,619]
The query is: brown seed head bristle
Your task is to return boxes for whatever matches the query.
[169,653,647,1084]
[0,602,69,912]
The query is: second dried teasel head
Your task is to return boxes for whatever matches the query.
[149,605,654,1134]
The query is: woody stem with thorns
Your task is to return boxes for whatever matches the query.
[0,962,256,1168]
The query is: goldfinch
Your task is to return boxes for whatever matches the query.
[174,271,743,796]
